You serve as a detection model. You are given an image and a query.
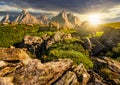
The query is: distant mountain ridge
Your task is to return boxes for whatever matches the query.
[14,9,43,24]
[1,10,43,24]
[1,10,81,28]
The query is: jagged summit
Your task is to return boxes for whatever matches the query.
[37,14,48,24]
[51,11,81,28]
[21,9,28,15]
[51,11,73,28]
[1,14,10,23]
[14,10,43,24]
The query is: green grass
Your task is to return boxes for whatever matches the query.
[42,38,93,69]
[0,24,55,47]
[102,22,120,28]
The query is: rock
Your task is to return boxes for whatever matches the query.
[41,34,50,40]
[100,28,120,50]
[10,46,15,49]
[84,38,105,55]
[0,48,32,65]
[0,61,7,68]
[49,21,60,30]
[88,71,106,85]
[53,71,80,85]
[0,47,92,85]
[67,13,81,26]
[0,77,14,85]
[37,14,49,24]
[53,31,63,42]
[93,57,120,84]
[1,14,10,23]
[73,63,90,85]
[24,35,43,45]
[13,59,73,85]
[62,33,72,40]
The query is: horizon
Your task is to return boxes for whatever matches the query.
[0,0,120,23]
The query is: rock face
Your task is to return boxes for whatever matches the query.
[84,37,105,55]
[0,47,120,85]
[49,21,60,30]
[51,11,74,28]
[14,9,43,24]
[37,14,49,24]
[21,32,72,57]
[67,13,81,26]
[93,57,120,85]
[100,28,120,50]
[0,48,32,65]
[0,48,91,85]
[1,14,10,23]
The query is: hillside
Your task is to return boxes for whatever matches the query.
[102,22,120,28]
[1,0,120,84]
[0,20,120,84]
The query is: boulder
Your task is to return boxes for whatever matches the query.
[53,71,80,85]
[0,77,14,85]
[0,48,32,65]
[24,35,43,45]
[13,59,73,85]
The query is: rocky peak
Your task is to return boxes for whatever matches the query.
[60,11,68,19]
[1,14,10,23]
[37,14,48,24]
[14,9,43,24]
[21,9,28,15]
[51,11,73,28]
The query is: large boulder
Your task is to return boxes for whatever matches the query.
[0,47,92,85]
[0,48,32,65]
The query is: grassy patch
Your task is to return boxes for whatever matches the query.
[0,24,55,47]
[42,38,93,69]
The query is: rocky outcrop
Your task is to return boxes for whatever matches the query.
[100,28,120,50]
[93,57,120,85]
[49,21,60,30]
[20,32,72,57]
[0,48,32,65]
[0,48,91,85]
[84,37,105,55]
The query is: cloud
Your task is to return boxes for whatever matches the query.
[0,0,120,13]
[0,0,120,22]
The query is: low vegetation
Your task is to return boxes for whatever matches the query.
[0,24,55,47]
[44,38,93,69]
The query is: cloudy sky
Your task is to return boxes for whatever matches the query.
[0,0,120,23]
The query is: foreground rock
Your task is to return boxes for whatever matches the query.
[0,48,91,85]
[93,57,120,85]
[0,48,32,65]
[0,48,119,85]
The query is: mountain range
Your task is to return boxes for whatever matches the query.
[1,10,81,28]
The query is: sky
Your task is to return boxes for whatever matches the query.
[0,0,120,23]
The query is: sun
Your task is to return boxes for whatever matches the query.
[88,14,101,25]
